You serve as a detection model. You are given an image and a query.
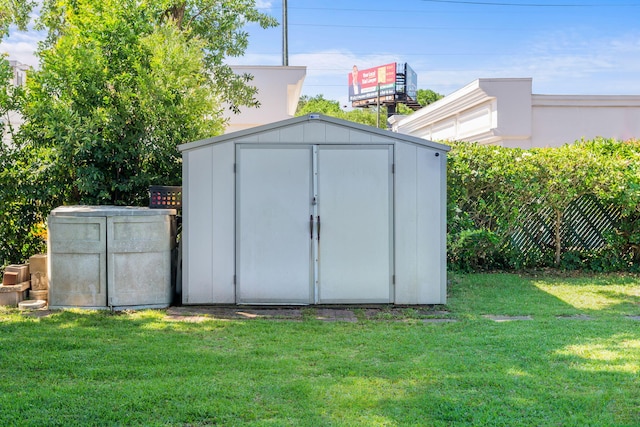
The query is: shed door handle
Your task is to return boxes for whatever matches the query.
[317,216,321,241]
[310,215,313,239]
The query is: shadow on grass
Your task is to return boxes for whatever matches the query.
[447,272,580,318]
[1,274,639,426]
[447,272,640,318]
[368,322,640,426]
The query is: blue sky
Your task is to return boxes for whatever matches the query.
[4,0,640,108]
[236,0,640,106]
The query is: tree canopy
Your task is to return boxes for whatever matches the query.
[0,0,34,38]
[295,94,386,128]
[296,89,445,128]
[14,0,277,206]
[0,0,277,264]
[416,89,444,106]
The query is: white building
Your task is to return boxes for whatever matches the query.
[2,60,29,146]
[222,65,306,133]
[391,78,640,148]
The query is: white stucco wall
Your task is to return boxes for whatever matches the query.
[531,95,640,147]
[392,78,640,148]
[223,65,306,133]
[2,61,29,147]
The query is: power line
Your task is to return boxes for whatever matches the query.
[419,0,638,6]
[244,52,524,57]
[289,23,542,31]
[258,1,640,11]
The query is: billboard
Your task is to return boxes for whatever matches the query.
[404,63,418,101]
[348,63,397,103]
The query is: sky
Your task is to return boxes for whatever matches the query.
[3,0,640,108]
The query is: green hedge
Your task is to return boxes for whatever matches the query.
[447,138,640,272]
[2,136,639,273]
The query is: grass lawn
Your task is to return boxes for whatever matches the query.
[1,273,639,426]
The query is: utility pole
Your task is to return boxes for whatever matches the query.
[376,84,381,128]
[282,0,288,66]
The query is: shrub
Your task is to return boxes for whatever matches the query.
[446,138,640,272]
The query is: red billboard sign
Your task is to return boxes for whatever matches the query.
[348,63,397,103]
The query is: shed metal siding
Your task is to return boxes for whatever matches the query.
[179,114,449,305]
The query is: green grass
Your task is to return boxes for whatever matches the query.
[1,273,639,426]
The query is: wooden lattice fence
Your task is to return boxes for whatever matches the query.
[511,194,622,258]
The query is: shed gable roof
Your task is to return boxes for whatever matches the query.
[178,114,450,152]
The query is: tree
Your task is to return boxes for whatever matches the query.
[0,0,277,263]
[416,88,444,106]
[295,94,387,129]
[0,0,39,265]
[16,0,276,206]
[296,95,342,116]
[390,88,445,115]
[0,0,34,38]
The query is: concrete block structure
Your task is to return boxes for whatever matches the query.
[29,254,48,291]
[0,281,30,306]
[48,206,176,310]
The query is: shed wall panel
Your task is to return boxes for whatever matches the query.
[235,135,259,143]
[394,143,419,304]
[279,123,305,143]
[304,121,327,142]
[183,142,235,304]
[257,129,281,143]
[417,147,446,303]
[324,124,350,143]
[348,129,371,143]
[183,147,213,303]
[369,134,396,144]
[210,142,236,303]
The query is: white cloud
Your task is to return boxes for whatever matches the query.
[255,1,273,9]
[419,30,640,96]
[0,40,38,66]
[0,27,43,66]
[505,30,640,94]
[229,26,640,102]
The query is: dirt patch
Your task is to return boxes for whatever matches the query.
[165,305,453,323]
[483,315,533,322]
[556,314,593,320]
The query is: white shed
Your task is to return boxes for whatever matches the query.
[178,114,450,305]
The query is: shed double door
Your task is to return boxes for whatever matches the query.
[236,144,393,304]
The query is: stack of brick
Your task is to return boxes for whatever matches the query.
[0,264,31,306]
[29,254,48,302]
